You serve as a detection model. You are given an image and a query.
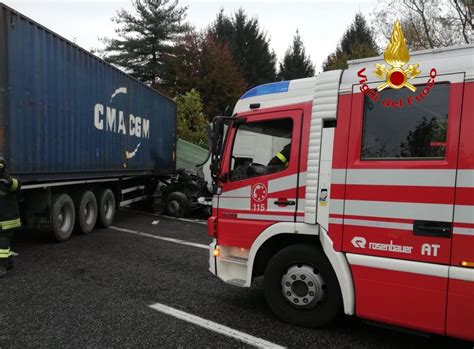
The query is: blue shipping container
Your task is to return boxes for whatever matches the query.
[0,5,176,183]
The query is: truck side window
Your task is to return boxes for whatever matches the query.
[230,118,293,181]
[361,84,450,160]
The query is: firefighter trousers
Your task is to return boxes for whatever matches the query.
[0,230,13,267]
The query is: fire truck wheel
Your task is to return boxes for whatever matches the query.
[75,191,98,234]
[51,194,76,242]
[97,188,116,228]
[263,244,342,328]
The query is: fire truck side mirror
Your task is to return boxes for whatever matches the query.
[206,124,213,152]
[211,117,224,155]
[220,172,228,182]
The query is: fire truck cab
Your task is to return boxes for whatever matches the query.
[207,44,473,341]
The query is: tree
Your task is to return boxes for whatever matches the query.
[278,30,315,80]
[175,89,207,147]
[372,0,472,50]
[159,31,202,96]
[199,34,248,118]
[400,116,447,158]
[101,0,189,85]
[161,31,247,119]
[209,9,277,87]
[323,13,379,71]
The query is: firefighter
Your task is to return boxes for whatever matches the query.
[267,143,291,171]
[0,157,21,278]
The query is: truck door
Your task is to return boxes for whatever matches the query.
[341,73,464,335]
[216,109,302,249]
[445,80,474,342]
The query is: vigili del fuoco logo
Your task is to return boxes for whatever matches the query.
[357,20,437,109]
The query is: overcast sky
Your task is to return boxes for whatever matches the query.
[5,0,378,72]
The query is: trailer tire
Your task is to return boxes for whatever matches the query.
[97,189,116,228]
[263,244,342,328]
[75,191,98,234]
[51,194,75,242]
[165,192,189,218]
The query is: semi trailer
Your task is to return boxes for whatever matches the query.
[0,4,176,240]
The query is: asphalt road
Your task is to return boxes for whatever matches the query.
[1,210,471,348]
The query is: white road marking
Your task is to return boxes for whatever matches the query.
[151,220,160,225]
[154,215,207,225]
[148,302,285,349]
[121,208,207,225]
[110,226,208,249]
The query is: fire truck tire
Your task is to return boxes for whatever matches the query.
[51,194,76,242]
[97,188,116,228]
[75,191,98,234]
[263,244,343,328]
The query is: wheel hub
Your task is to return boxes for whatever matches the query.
[281,264,325,308]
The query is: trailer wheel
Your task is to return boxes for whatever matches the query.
[75,191,98,234]
[51,194,75,242]
[165,192,189,218]
[263,244,342,328]
[97,189,116,228]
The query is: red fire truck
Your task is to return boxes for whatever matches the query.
[207,43,473,341]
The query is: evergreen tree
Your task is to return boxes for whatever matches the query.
[102,0,189,85]
[278,30,315,80]
[323,13,379,71]
[209,9,277,87]
[175,89,208,147]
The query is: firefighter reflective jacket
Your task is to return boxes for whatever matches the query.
[268,143,291,167]
[0,172,21,231]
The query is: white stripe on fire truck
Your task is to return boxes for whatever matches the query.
[453,227,474,236]
[348,254,474,282]
[220,172,307,198]
[218,197,250,210]
[329,217,343,225]
[450,267,474,282]
[343,218,412,231]
[268,172,307,193]
[332,200,453,222]
[347,253,449,278]
[331,218,473,236]
[457,170,474,188]
[237,213,294,221]
[268,173,298,193]
[454,205,474,224]
[220,186,251,198]
[332,169,456,187]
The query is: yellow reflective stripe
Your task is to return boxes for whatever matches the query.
[275,152,288,166]
[0,218,21,230]
[0,248,11,258]
[10,178,19,191]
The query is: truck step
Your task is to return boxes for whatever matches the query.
[219,255,248,266]
[227,278,246,287]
